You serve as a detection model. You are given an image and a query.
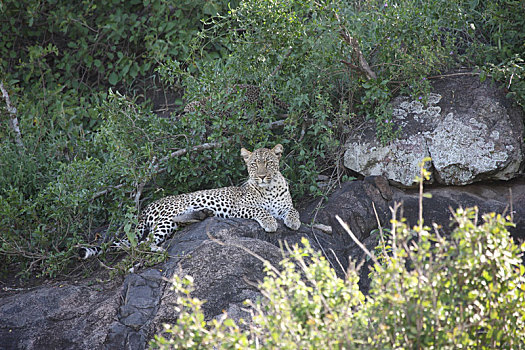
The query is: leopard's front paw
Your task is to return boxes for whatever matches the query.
[284,210,301,230]
[262,218,278,233]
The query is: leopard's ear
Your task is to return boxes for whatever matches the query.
[272,144,283,159]
[241,148,252,163]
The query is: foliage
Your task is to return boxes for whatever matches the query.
[0,0,523,277]
[0,0,236,93]
[483,54,525,108]
[463,0,525,107]
[151,211,525,348]
[161,0,348,195]
[365,208,525,349]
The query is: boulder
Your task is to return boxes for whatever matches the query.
[343,74,524,186]
[0,283,120,350]
[344,96,438,186]
[303,177,525,292]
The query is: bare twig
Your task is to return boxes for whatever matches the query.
[312,223,333,234]
[134,182,146,211]
[265,46,293,82]
[0,82,24,150]
[329,248,348,279]
[336,215,378,265]
[268,119,286,129]
[92,142,224,202]
[158,141,223,165]
[372,202,385,249]
[427,71,481,80]
[92,183,127,200]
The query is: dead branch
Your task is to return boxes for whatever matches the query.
[157,141,222,165]
[92,183,126,200]
[333,13,377,80]
[93,142,224,203]
[336,215,379,265]
[0,82,24,150]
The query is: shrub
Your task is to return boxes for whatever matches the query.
[0,0,236,93]
[152,208,525,348]
[152,239,366,349]
[364,207,525,348]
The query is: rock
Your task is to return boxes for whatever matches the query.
[302,176,392,241]
[2,177,525,349]
[303,177,525,293]
[392,179,525,240]
[0,283,120,350]
[343,73,524,186]
[344,97,437,187]
[428,75,524,185]
[0,217,345,350]
[301,176,396,293]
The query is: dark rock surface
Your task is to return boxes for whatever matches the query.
[302,176,525,292]
[2,177,525,349]
[0,283,120,350]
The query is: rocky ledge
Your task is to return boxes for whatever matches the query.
[1,176,524,350]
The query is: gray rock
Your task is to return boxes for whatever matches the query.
[303,177,525,293]
[428,75,524,185]
[343,94,440,187]
[0,284,120,350]
[344,134,433,186]
[343,73,524,186]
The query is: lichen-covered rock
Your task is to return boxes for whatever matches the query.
[427,75,524,185]
[343,73,524,186]
[344,133,433,186]
[343,94,440,186]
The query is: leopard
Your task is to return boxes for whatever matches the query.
[79,144,301,259]
[183,84,289,114]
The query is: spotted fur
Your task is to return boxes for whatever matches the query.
[80,144,301,259]
[183,84,289,114]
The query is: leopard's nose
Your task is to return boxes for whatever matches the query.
[256,175,270,184]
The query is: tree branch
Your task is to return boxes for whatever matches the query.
[93,142,224,203]
[333,13,377,80]
[0,82,25,150]
[157,141,223,165]
[92,183,126,200]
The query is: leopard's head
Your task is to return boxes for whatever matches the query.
[241,144,283,188]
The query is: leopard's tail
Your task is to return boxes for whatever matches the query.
[78,246,102,259]
[78,240,131,259]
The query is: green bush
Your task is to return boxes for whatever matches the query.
[152,209,525,348]
[152,239,367,349]
[1,0,523,277]
[0,0,236,93]
[365,208,525,348]
[463,0,525,108]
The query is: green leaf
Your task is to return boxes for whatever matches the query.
[203,2,218,15]
[108,72,118,85]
